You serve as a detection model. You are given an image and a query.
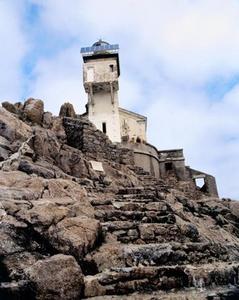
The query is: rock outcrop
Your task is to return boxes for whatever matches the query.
[23,98,44,125]
[59,102,76,118]
[25,254,84,300]
[0,99,239,299]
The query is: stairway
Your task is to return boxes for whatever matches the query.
[83,173,239,299]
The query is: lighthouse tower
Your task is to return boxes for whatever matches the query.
[81,40,121,143]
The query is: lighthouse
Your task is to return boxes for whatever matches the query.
[81,40,147,144]
[81,40,121,143]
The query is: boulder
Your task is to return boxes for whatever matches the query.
[31,127,61,161]
[3,251,38,280]
[25,254,84,300]
[59,102,76,118]
[0,226,24,256]
[228,201,239,219]
[42,112,53,129]
[0,107,32,142]
[18,159,55,178]
[23,98,44,125]
[56,144,89,178]
[16,199,70,227]
[48,216,101,259]
[2,101,18,114]
[0,146,9,161]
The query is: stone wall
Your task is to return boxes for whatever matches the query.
[63,116,219,198]
[63,117,134,166]
[158,149,186,180]
[186,167,219,197]
[121,141,160,178]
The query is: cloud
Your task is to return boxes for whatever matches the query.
[145,82,239,198]
[0,1,29,100]
[18,1,239,198]
[31,0,239,84]
[28,45,87,114]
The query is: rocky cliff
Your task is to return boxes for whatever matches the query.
[1,99,239,300]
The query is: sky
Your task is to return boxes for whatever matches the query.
[0,0,239,199]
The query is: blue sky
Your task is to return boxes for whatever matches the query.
[1,0,239,198]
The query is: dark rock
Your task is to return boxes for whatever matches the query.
[0,146,9,161]
[18,159,55,178]
[2,101,18,114]
[42,111,53,129]
[25,254,84,300]
[0,107,32,142]
[59,102,76,118]
[180,223,199,240]
[47,217,101,260]
[23,98,44,125]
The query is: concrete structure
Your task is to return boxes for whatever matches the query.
[81,40,218,197]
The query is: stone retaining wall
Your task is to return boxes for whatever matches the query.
[63,117,134,166]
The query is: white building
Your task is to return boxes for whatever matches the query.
[81,40,147,143]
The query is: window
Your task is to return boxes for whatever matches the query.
[195,178,205,189]
[102,122,107,134]
[109,64,114,72]
[165,162,173,171]
[87,67,94,81]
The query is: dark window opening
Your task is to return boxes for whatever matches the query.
[136,137,141,143]
[165,162,173,171]
[109,64,114,72]
[102,122,107,134]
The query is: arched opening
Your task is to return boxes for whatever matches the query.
[195,178,205,188]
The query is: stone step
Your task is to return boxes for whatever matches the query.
[139,178,158,185]
[116,194,159,202]
[132,167,150,176]
[84,285,239,300]
[84,263,239,298]
[101,222,193,244]
[117,187,156,195]
[90,198,113,206]
[93,201,170,213]
[95,209,175,223]
[0,280,33,299]
[119,242,230,267]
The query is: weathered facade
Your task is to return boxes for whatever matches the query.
[119,107,147,143]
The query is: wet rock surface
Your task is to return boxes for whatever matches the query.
[0,100,239,299]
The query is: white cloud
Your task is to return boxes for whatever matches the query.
[28,45,87,114]
[31,0,239,84]
[0,1,28,100]
[145,82,239,198]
